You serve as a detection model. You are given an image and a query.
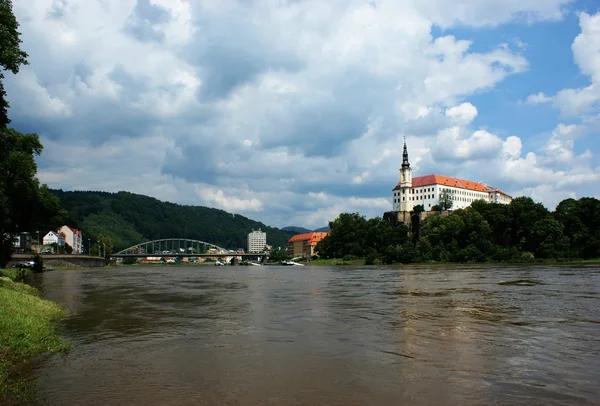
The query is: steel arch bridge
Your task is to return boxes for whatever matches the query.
[114,238,229,257]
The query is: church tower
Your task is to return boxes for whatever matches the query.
[399,138,413,212]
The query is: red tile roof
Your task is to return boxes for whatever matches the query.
[288,232,329,245]
[393,174,510,196]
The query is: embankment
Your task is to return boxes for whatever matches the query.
[0,269,69,405]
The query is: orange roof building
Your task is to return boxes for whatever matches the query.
[392,140,512,212]
[287,232,330,259]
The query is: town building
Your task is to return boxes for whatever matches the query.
[287,232,329,259]
[247,229,267,253]
[58,225,83,253]
[42,231,65,246]
[392,140,512,212]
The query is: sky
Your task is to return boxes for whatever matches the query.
[5,0,600,229]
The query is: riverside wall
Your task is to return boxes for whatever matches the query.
[10,254,106,268]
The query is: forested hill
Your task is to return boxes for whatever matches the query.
[50,189,294,251]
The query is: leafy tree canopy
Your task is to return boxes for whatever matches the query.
[0,129,66,267]
[0,0,29,126]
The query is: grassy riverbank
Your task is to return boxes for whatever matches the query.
[0,269,69,405]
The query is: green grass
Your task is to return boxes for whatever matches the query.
[0,270,69,405]
[305,258,365,266]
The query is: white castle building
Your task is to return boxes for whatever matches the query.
[392,140,512,212]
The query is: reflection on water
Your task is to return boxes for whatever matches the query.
[33,265,600,405]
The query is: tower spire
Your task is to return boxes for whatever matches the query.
[402,137,410,168]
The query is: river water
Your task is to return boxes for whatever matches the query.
[31,265,599,405]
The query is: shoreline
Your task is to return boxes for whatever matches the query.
[0,269,69,405]
[302,258,600,267]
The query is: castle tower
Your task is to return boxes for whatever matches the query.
[399,138,413,212]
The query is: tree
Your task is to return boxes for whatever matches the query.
[91,234,113,264]
[0,129,65,267]
[269,247,290,262]
[529,217,569,259]
[0,0,29,126]
[438,190,454,210]
[315,213,369,258]
[413,204,425,214]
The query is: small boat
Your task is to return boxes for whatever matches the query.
[280,260,305,266]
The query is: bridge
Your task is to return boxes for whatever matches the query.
[113,238,267,260]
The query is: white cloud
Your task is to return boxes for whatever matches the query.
[526,12,600,118]
[445,102,478,125]
[4,0,598,229]
[525,92,552,105]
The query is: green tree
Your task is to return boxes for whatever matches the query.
[438,190,454,210]
[413,204,425,214]
[91,234,113,264]
[0,0,29,126]
[508,197,550,252]
[0,129,65,267]
[529,217,569,259]
[269,247,290,262]
[554,197,600,259]
[315,213,368,258]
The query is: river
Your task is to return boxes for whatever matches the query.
[31,265,599,405]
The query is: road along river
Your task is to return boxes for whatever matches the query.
[31,265,599,405]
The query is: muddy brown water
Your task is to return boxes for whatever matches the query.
[31,265,600,405]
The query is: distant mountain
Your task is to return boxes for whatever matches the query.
[281,225,331,234]
[314,226,330,232]
[281,226,312,235]
[50,189,295,251]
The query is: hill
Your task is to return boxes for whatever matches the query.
[282,226,331,234]
[281,226,312,235]
[314,226,330,232]
[50,189,294,252]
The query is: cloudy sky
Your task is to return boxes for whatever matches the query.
[5,0,600,229]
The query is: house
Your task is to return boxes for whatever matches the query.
[42,231,65,246]
[392,140,512,212]
[58,225,83,253]
[287,232,329,259]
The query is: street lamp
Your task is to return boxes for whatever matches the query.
[36,231,40,253]
[88,239,90,255]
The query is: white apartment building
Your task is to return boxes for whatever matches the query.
[247,229,267,253]
[392,140,512,212]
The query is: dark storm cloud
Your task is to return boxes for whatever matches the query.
[107,65,150,100]
[182,4,305,101]
[123,0,172,43]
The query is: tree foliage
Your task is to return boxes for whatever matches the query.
[0,129,66,267]
[0,0,29,126]
[315,213,410,263]
[268,247,290,262]
[438,190,454,210]
[319,197,600,264]
[91,234,112,264]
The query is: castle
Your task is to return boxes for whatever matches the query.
[391,140,512,213]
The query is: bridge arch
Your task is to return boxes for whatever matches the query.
[115,238,229,256]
